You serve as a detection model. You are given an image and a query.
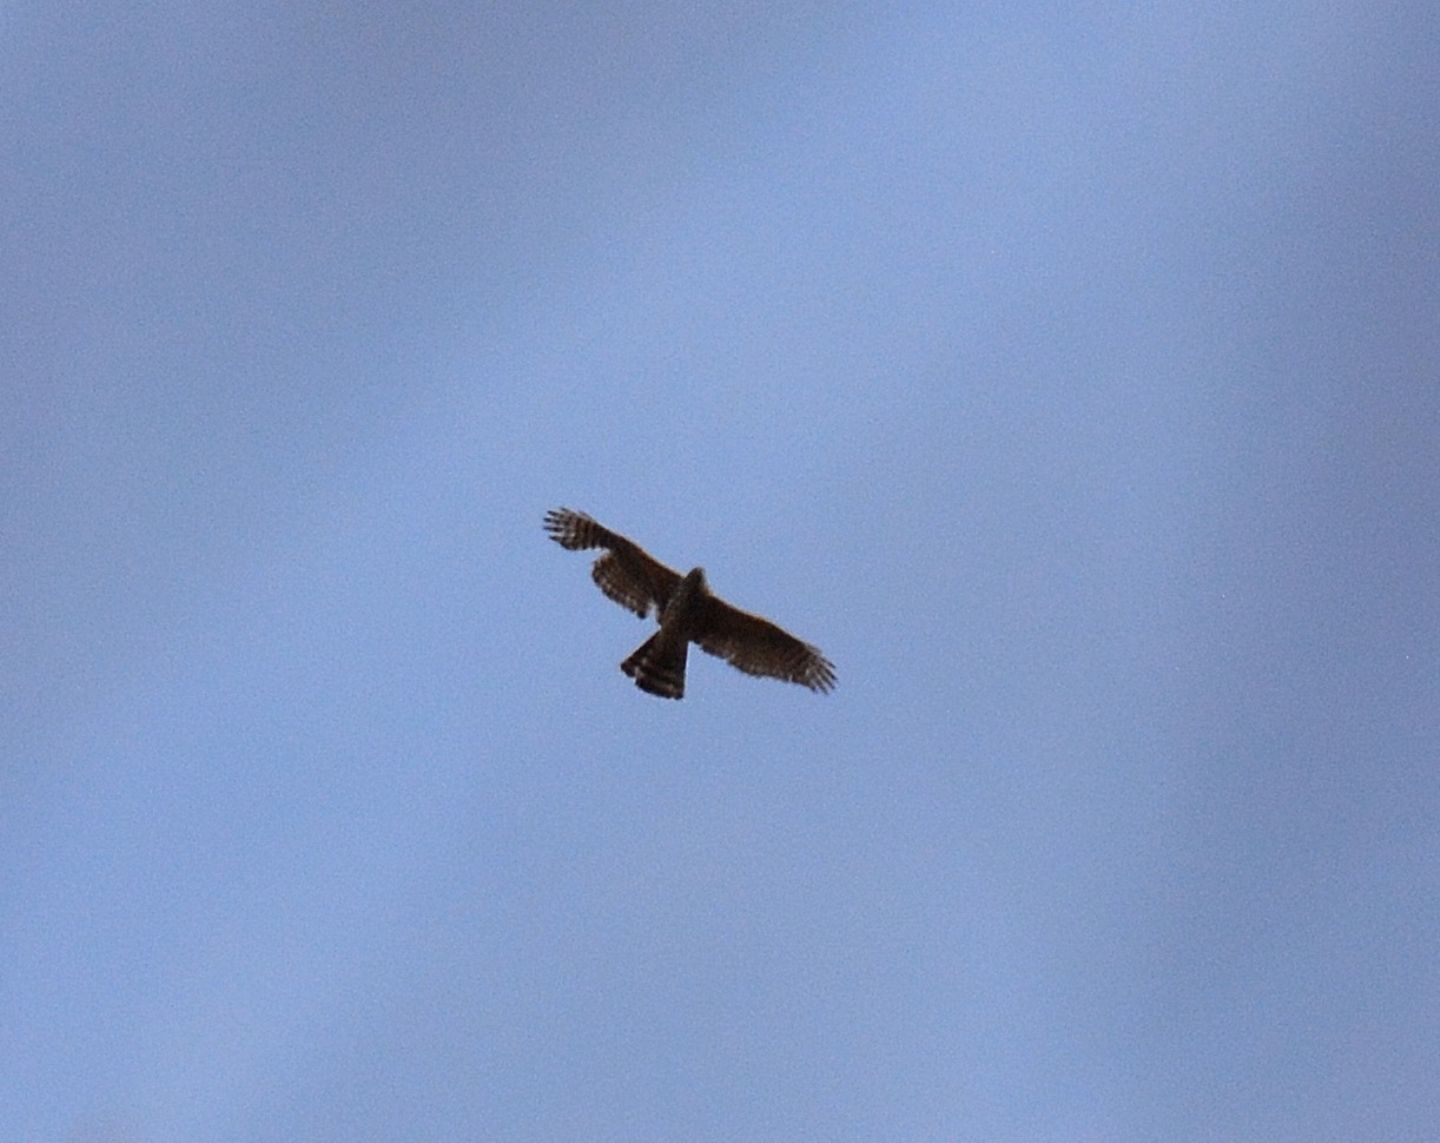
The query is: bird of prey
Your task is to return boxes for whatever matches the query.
[543,507,836,700]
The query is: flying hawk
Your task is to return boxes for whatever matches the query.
[544,508,836,700]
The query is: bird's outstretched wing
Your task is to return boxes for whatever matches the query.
[694,595,837,693]
[543,508,684,619]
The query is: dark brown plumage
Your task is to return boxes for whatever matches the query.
[544,508,836,699]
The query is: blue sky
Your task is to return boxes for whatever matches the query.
[4,4,1438,1140]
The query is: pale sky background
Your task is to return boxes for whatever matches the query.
[4,4,1439,1140]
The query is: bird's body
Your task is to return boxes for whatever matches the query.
[544,509,835,700]
[621,566,706,698]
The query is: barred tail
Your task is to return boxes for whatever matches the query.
[621,632,688,700]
